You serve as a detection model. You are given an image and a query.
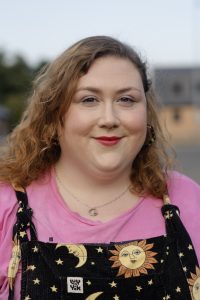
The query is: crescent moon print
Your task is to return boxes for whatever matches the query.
[85,291,103,299]
[56,244,87,268]
[109,240,158,278]
[187,266,200,300]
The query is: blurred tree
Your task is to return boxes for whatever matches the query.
[33,59,49,76]
[0,51,49,129]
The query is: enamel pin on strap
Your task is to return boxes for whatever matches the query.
[8,236,21,290]
[8,184,25,290]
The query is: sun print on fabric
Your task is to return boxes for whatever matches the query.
[188,266,200,300]
[109,240,158,278]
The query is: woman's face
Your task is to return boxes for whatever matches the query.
[59,56,147,178]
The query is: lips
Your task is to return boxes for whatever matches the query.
[95,136,122,146]
[96,136,121,141]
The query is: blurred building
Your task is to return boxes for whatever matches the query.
[154,67,200,145]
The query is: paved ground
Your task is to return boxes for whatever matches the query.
[175,144,200,184]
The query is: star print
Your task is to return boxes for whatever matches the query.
[166,251,169,255]
[183,266,187,272]
[24,296,31,300]
[33,278,40,285]
[166,295,171,299]
[176,286,181,293]
[109,281,117,288]
[113,295,119,300]
[136,286,142,292]
[161,259,164,263]
[18,207,23,213]
[50,285,58,292]
[55,258,63,265]
[96,247,103,253]
[19,231,26,238]
[188,244,193,250]
[179,252,184,258]
[91,261,95,265]
[27,265,36,271]
[148,279,153,285]
[86,280,91,285]
[164,213,170,219]
[164,211,173,219]
[32,246,39,253]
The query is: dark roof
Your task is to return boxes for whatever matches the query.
[153,67,200,105]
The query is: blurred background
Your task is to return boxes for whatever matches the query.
[0,0,200,183]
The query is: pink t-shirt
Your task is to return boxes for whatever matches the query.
[0,170,200,299]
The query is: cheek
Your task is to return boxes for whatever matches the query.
[125,113,147,133]
[58,110,95,155]
[123,104,147,129]
[62,113,92,136]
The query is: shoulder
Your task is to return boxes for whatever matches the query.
[167,171,200,208]
[167,171,200,263]
[0,184,18,296]
[0,183,18,238]
[0,183,18,216]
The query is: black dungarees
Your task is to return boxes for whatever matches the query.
[9,190,200,300]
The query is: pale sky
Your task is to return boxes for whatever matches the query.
[1,0,200,67]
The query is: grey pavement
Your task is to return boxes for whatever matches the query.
[175,144,200,184]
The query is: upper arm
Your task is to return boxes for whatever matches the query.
[168,172,200,263]
[0,185,18,296]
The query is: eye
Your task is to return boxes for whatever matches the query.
[120,251,129,257]
[195,283,200,290]
[122,253,128,257]
[81,97,98,105]
[117,96,135,106]
[132,249,141,255]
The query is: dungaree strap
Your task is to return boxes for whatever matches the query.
[13,190,37,243]
[162,203,199,266]
[8,190,38,300]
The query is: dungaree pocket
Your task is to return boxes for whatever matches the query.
[20,239,168,300]
[59,274,167,300]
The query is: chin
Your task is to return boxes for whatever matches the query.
[94,161,126,174]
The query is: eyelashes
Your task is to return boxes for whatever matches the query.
[81,97,98,103]
[116,97,135,104]
[80,96,136,107]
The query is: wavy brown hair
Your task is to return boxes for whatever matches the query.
[0,36,173,197]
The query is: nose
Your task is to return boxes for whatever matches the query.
[97,102,120,129]
[129,254,136,262]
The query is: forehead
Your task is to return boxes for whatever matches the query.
[77,56,143,90]
[120,245,142,252]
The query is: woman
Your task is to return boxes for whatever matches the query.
[0,36,200,300]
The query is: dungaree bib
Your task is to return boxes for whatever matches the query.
[9,190,200,300]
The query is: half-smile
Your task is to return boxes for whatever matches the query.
[95,136,122,141]
[94,136,123,146]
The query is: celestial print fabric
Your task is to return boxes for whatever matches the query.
[9,191,200,300]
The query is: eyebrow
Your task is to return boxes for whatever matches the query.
[76,86,142,94]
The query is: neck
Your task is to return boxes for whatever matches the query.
[55,159,131,197]
[54,160,139,222]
